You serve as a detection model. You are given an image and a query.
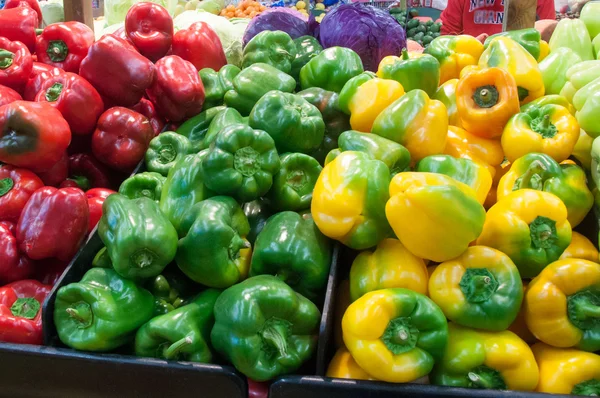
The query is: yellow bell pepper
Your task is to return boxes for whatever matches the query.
[508,282,537,344]
[333,279,351,349]
[501,104,580,163]
[433,79,462,128]
[572,129,594,170]
[479,36,545,104]
[424,35,485,84]
[386,172,486,262]
[431,323,539,391]
[524,258,600,352]
[456,67,521,139]
[477,189,572,278]
[347,78,405,133]
[560,231,599,262]
[532,342,600,395]
[444,126,505,179]
[326,347,376,381]
[350,238,428,302]
[342,288,448,383]
[537,40,550,62]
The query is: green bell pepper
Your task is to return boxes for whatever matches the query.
[338,72,377,114]
[377,50,441,97]
[538,48,583,96]
[433,78,461,127]
[224,63,296,116]
[330,130,411,175]
[299,46,364,93]
[54,268,155,351]
[249,90,325,154]
[202,107,246,149]
[267,153,322,212]
[242,30,297,73]
[549,18,595,61]
[580,1,600,42]
[176,196,251,288]
[210,275,321,381]
[176,106,226,153]
[92,247,111,268]
[118,172,166,202]
[145,132,191,177]
[573,77,600,137]
[135,289,221,362]
[560,60,600,103]
[290,35,323,82]
[160,151,214,233]
[594,35,600,60]
[297,88,351,165]
[201,124,280,202]
[243,198,273,246]
[99,194,178,280]
[250,212,332,302]
[484,28,541,60]
[199,65,241,110]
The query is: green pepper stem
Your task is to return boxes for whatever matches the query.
[46,40,69,62]
[45,82,64,102]
[576,301,600,318]
[514,160,546,191]
[66,308,89,324]
[459,268,499,303]
[571,378,600,396]
[35,28,44,35]
[0,177,14,197]
[401,48,410,60]
[10,297,40,319]
[164,336,193,360]
[0,49,15,69]
[261,324,289,358]
[468,372,493,389]
[466,365,507,390]
[473,85,500,109]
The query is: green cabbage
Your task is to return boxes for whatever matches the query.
[40,0,65,27]
[196,0,222,15]
[104,0,178,26]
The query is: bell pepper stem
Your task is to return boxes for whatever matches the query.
[531,114,558,139]
[459,268,499,303]
[0,49,15,69]
[164,336,193,360]
[467,365,507,390]
[47,40,69,62]
[131,249,157,269]
[10,297,40,319]
[529,216,557,250]
[261,322,289,358]
[381,317,419,354]
[473,85,499,109]
[66,302,93,328]
[234,147,260,177]
[0,177,14,197]
[67,175,91,192]
[572,379,600,396]
[45,83,64,102]
[567,291,600,330]
[35,29,44,35]
[514,160,545,191]
[157,144,177,164]
[401,48,410,60]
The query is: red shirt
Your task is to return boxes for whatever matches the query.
[440,0,555,37]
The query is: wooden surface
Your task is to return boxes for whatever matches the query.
[503,0,537,31]
[64,0,94,31]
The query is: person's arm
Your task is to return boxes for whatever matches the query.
[536,0,556,20]
[441,0,464,35]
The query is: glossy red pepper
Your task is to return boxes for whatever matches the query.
[171,22,227,72]
[63,153,112,190]
[2,0,42,26]
[125,2,173,62]
[113,25,135,46]
[35,21,95,73]
[36,151,69,187]
[0,36,33,92]
[131,98,165,136]
[17,187,89,262]
[79,34,156,107]
[92,107,153,171]
[0,280,51,345]
[34,72,104,135]
[34,258,68,286]
[0,84,22,107]
[86,187,116,234]
[0,222,35,283]
[248,380,269,398]
[146,55,205,122]
[0,7,39,52]
[0,165,44,223]
[0,101,71,172]
[23,63,64,101]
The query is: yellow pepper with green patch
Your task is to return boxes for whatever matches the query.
[326,347,376,381]
[560,231,599,262]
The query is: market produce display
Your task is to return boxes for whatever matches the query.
[1,0,600,396]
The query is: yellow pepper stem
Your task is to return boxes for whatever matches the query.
[567,291,600,331]
[381,317,419,355]
[531,114,558,139]
[513,161,546,191]
[467,365,507,390]
[261,318,292,358]
[473,85,499,109]
[459,268,499,303]
[529,216,558,250]
[571,379,600,396]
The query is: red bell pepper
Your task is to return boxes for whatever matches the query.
[146,55,205,122]
[125,2,173,62]
[0,222,35,283]
[34,258,68,286]
[0,36,33,92]
[92,107,153,171]
[0,84,22,107]
[34,72,104,135]
[86,187,116,234]
[17,186,89,261]
[0,280,51,345]
[23,63,64,101]
[2,0,42,27]
[62,153,112,190]
[0,101,71,172]
[0,7,39,52]
[171,22,227,72]
[35,21,95,73]
[79,34,156,107]
[248,380,269,398]
[0,165,43,223]
[131,98,165,136]
[36,151,69,187]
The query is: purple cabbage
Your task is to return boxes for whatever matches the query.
[243,8,310,47]
[318,3,407,71]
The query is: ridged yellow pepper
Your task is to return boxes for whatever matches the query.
[502,104,580,163]
[572,129,594,170]
[350,238,428,302]
[346,78,405,133]
[524,258,600,352]
[479,36,545,104]
[532,342,600,395]
[477,189,572,278]
[560,231,599,262]
[326,347,376,381]
[537,40,550,62]
[312,151,392,250]
[433,79,462,128]
[386,172,486,262]
[508,282,537,344]
[431,323,539,391]
[424,35,485,84]
[444,126,505,179]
